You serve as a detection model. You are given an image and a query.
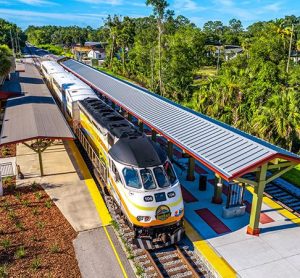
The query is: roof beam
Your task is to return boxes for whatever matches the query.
[265,164,297,184]
[236,177,258,187]
[267,161,296,170]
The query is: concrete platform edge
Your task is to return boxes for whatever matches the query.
[185,220,237,278]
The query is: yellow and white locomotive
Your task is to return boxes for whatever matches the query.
[41,60,185,249]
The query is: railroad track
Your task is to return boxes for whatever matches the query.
[244,173,300,217]
[135,244,208,278]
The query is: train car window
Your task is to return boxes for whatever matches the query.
[108,133,114,147]
[111,162,121,183]
[122,168,142,189]
[153,167,169,188]
[140,169,156,190]
[164,162,177,185]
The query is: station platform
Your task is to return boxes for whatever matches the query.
[12,59,135,278]
[156,136,300,278]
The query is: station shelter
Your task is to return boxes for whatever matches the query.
[60,58,300,236]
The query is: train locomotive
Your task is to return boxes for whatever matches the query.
[41,60,185,249]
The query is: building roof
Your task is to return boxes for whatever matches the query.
[0,95,74,145]
[61,59,300,180]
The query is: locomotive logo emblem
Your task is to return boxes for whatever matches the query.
[156,205,171,221]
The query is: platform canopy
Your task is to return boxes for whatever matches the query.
[61,59,300,181]
[0,95,74,145]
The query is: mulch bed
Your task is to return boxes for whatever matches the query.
[0,181,81,277]
[0,145,16,158]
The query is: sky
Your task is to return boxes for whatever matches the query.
[0,0,298,30]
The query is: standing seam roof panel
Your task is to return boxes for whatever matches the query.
[61,59,300,180]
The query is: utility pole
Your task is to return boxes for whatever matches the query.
[10,29,15,57]
[16,31,21,55]
[287,24,295,73]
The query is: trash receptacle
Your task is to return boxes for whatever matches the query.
[199,174,207,191]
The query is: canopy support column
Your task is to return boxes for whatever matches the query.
[23,139,54,177]
[127,113,132,122]
[212,175,223,204]
[138,120,143,132]
[247,163,268,236]
[187,156,195,181]
[151,130,157,142]
[167,141,173,161]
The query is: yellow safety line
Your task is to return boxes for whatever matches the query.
[67,141,128,278]
[185,221,237,278]
[246,185,300,225]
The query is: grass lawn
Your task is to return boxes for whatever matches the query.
[282,164,300,188]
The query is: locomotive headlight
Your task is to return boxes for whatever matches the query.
[137,216,144,221]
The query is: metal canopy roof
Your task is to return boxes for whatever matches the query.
[61,59,300,180]
[0,95,74,145]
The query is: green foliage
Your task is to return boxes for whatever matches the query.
[110,220,120,231]
[49,243,60,253]
[8,209,17,221]
[21,199,30,207]
[15,246,26,259]
[1,239,11,250]
[45,200,52,209]
[15,192,21,201]
[36,221,45,229]
[32,208,39,216]
[34,192,43,201]
[31,256,41,270]
[15,221,25,231]
[0,264,8,278]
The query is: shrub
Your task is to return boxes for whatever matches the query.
[2,201,9,211]
[34,192,43,201]
[36,221,45,229]
[15,246,26,259]
[49,243,60,253]
[31,181,38,190]
[21,199,29,207]
[31,256,41,270]
[15,221,25,231]
[0,264,8,278]
[32,208,39,216]
[1,239,11,250]
[45,200,52,209]
[15,192,21,200]
[7,209,16,221]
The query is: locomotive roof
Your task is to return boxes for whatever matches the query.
[80,98,141,139]
[109,135,167,168]
[79,98,167,167]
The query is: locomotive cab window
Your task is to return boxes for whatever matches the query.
[140,169,156,190]
[164,161,177,185]
[153,167,169,188]
[123,168,142,189]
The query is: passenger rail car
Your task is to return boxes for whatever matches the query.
[76,98,184,249]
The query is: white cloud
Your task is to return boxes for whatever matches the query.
[173,0,206,12]
[76,0,122,4]
[0,8,106,21]
[18,0,58,5]
[262,2,282,13]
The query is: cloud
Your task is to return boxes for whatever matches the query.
[0,8,106,22]
[173,0,206,12]
[262,2,282,13]
[18,0,58,5]
[76,0,122,4]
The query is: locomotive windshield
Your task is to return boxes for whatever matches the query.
[164,162,177,185]
[123,168,142,189]
[140,169,156,190]
[153,167,169,188]
[123,163,178,190]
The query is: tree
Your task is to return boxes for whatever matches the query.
[0,44,13,77]
[146,0,170,96]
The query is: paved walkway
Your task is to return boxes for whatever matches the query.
[12,59,135,278]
